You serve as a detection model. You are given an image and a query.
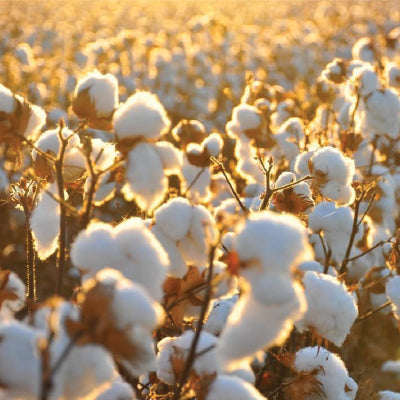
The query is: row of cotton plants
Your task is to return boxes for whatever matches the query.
[1,1,400,400]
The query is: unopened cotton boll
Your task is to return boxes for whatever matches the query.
[294,347,358,400]
[296,271,358,346]
[206,375,267,400]
[113,91,171,140]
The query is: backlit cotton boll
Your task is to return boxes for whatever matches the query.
[71,218,168,301]
[296,271,358,346]
[72,70,119,130]
[386,276,400,322]
[294,347,358,400]
[309,146,355,205]
[113,91,171,141]
[0,270,25,320]
[0,84,46,146]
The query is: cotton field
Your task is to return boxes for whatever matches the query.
[1,0,400,399]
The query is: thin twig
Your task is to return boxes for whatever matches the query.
[356,300,392,323]
[343,239,392,263]
[183,167,206,196]
[258,157,274,211]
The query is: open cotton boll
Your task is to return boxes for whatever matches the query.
[352,37,375,62]
[203,132,223,156]
[0,84,15,114]
[154,197,192,241]
[89,139,118,171]
[113,91,170,140]
[30,182,60,260]
[356,88,400,141]
[351,63,379,97]
[273,117,305,161]
[182,159,211,202]
[206,375,267,400]
[156,330,220,385]
[154,142,182,174]
[386,276,400,321]
[379,391,400,400]
[0,271,25,319]
[73,70,118,118]
[24,104,46,139]
[296,271,358,346]
[292,147,318,178]
[294,347,358,400]
[218,284,306,367]
[122,142,167,212]
[385,62,400,88]
[235,211,314,277]
[71,218,168,300]
[226,103,263,139]
[0,322,40,399]
[382,360,400,374]
[51,340,118,400]
[205,296,238,336]
[96,379,134,400]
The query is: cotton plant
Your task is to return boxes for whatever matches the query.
[217,211,313,367]
[386,275,400,323]
[226,103,266,185]
[72,70,119,130]
[0,270,25,320]
[0,83,46,149]
[66,268,164,376]
[379,391,400,400]
[113,91,181,213]
[71,217,168,301]
[180,132,224,203]
[308,146,356,205]
[296,271,358,347]
[291,347,358,400]
[150,196,218,277]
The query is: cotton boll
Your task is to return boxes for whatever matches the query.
[379,391,400,400]
[30,182,60,260]
[386,276,400,321]
[0,271,25,319]
[181,158,211,202]
[122,142,167,212]
[352,37,375,62]
[351,63,379,97]
[294,347,357,400]
[226,103,263,139]
[205,296,238,336]
[73,70,118,119]
[385,62,400,88]
[382,360,400,374]
[154,197,192,241]
[154,142,182,174]
[24,104,46,140]
[206,375,267,400]
[218,284,306,366]
[85,171,115,206]
[296,271,358,346]
[0,322,40,399]
[0,84,15,114]
[293,148,318,178]
[274,117,305,161]
[113,91,170,140]
[95,379,134,400]
[89,139,118,171]
[203,133,223,156]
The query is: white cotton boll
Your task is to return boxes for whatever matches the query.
[356,88,400,140]
[351,64,379,97]
[203,133,223,156]
[296,271,358,346]
[385,62,400,88]
[85,172,115,206]
[226,104,263,139]
[122,142,166,212]
[205,296,238,336]
[75,70,119,117]
[113,91,171,140]
[226,361,256,384]
[298,260,324,273]
[182,158,211,202]
[382,360,400,374]
[293,148,318,178]
[352,38,375,62]
[234,136,264,185]
[0,169,8,193]
[379,391,400,400]
[0,322,40,399]
[90,139,117,171]
[206,375,267,400]
[96,379,134,400]
[113,218,168,301]
[274,117,305,161]
[386,276,400,321]
[177,235,208,266]
[0,84,15,113]
[154,197,192,241]
[31,182,60,260]
[154,142,182,175]
[322,182,356,205]
[0,272,25,319]
[294,347,357,400]
[275,171,296,187]
[151,225,187,277]
[218,284,306,366]
[51,340,117,400]
[235,211,314,277]
[24,104,46,139]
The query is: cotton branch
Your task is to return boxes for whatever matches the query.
[211,156,249,215]
[172,243,217,400]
